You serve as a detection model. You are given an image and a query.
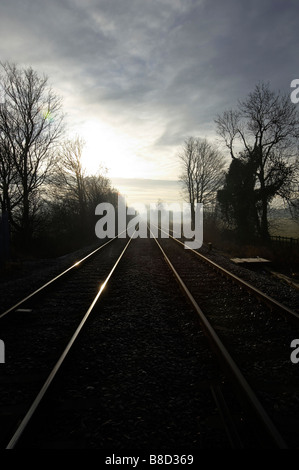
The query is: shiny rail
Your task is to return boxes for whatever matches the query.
[159,226,299,322]
[5,236,133,449]
[151,229,288,449]
[0,231,127,320]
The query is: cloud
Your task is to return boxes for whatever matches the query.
[0,0,298,187]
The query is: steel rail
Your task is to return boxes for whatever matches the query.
[0,230,127,320]
[156,225,299,321]
[5,235,133,449]
[151,230,288,449]
[210,384,244,449]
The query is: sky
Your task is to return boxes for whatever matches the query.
[0,0,298,205]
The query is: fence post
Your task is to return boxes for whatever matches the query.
[270,234,299,253]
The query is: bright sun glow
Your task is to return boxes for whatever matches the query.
[79,120,153,178]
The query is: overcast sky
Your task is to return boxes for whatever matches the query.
[0,0,298,204]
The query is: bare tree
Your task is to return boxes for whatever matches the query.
[53,137,116,220]
[49,138,118,244]
[215,82,299,240]
[85,173,114,208]
[55,136,87,221]
[0,62,64,244]
[179,137,227,224]
[0,135,18,215]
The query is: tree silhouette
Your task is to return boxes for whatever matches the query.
[0,62,64,248]
[179,137,226,226]
[215,82,299,241]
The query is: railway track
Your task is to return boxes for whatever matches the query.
[152,230,299,448]
[0,234,131,448]
[167,229,299,322]
[0,233,127,320]
[0,232,298,449]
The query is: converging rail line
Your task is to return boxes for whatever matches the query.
[0,231,127,320]
[164,227,299,322]
[150,229,288,449]
[2,235,268,450]
[0,239,227,449]
[4,235,134,449]
[1,231,298,449]
[150,228,299,448]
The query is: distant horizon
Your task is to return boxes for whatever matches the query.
[110,176,184,207]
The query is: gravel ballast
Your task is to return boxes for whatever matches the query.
[0,236,298,449]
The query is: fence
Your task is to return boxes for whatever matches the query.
[270,235,299,248]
